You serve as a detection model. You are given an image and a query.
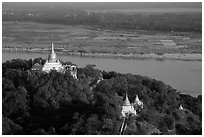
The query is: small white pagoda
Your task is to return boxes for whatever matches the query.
[133,95,144,109]
[179,104,184,110]
[121,93,137,118]
[42,43,63,73]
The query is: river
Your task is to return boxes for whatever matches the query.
[2,51,202,97]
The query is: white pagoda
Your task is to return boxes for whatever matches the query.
[42,43,63,73]
[179,104,184,110]
[121,93,137,118]
[133,95,144,109]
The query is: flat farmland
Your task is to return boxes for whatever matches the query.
[2,21,202,55]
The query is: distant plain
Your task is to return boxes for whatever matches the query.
[2,21,201,56]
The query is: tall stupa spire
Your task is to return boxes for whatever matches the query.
[48,42,57,63]
[121,92,137,118]
[51,42,55,54]
[135,95,140,102]
[124,92,131,106]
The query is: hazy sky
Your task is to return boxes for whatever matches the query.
[3,2,201,10]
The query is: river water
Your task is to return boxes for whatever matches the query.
[2,51,202,97]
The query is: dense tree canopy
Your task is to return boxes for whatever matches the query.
[2,58,202,135]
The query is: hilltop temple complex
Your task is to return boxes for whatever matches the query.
[119,93,144,134]
[32,43,77,79]
[42,43,63,73]
[121,93,144,118]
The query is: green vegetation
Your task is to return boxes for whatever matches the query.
[2,58,202,135]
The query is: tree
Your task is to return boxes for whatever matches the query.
[2,58,202,135]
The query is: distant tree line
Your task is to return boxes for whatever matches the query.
[3,7,202,32]
[2,58,202,135]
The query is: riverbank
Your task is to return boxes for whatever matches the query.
[3,47,202,61]
[68,52,202,61]
[3,50,202,97]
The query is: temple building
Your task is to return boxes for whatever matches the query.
[133,95,144,110]
[121,93,137,118]
[42,43,63,73]
[63,64,78,79]
[39,43,78,79]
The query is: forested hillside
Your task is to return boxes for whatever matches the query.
[2,58,202,135]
